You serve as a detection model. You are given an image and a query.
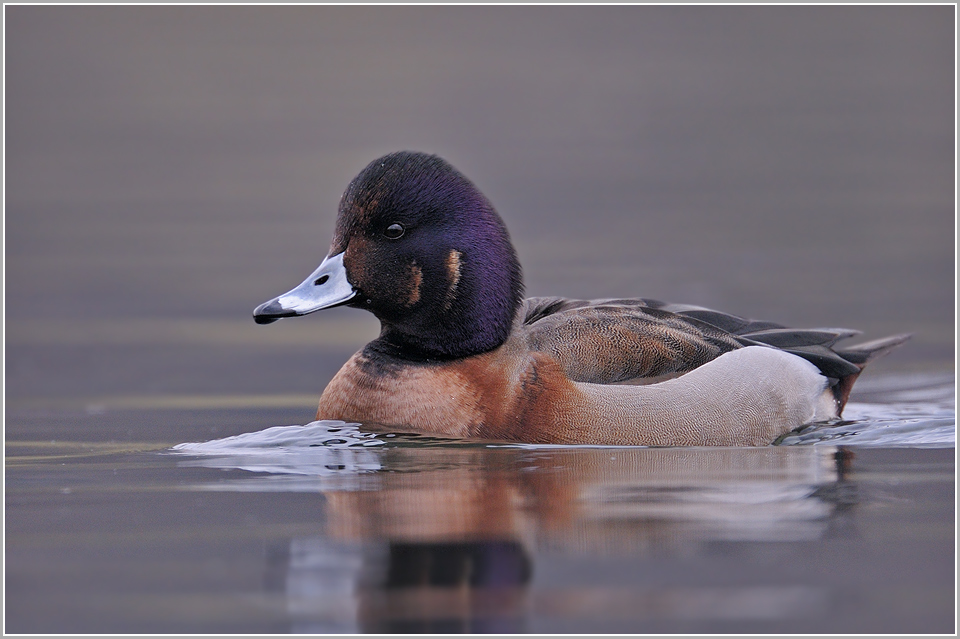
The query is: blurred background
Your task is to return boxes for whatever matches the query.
[5,5,955,429]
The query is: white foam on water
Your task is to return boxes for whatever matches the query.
[171,421,387,478]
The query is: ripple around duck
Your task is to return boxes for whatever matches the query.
[169,421,492,482]
[779,372,955,448]
[171,423,386,479]
[777,403,956,448]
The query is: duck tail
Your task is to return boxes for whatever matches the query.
[833,333,913,366]
[831,333,913,411]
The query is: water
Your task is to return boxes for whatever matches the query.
[6,372,955,633]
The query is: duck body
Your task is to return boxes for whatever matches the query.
[316,314,837,446]
[254,151,909,446]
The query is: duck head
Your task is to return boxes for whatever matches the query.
[253,151,524,360]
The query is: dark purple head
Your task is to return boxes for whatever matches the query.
[317,151,524,359]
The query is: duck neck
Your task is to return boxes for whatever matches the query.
[371,295,522,362]
[369,252,523,361]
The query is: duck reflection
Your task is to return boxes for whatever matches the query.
[317,451,535,633]
[363,540,532,633]
[263,535,531,633]
[176,427,856,632]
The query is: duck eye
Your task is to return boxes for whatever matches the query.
[383,223,405,239]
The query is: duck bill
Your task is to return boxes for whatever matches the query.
[253,252,357,324]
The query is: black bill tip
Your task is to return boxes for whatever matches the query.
[253,299,295,325]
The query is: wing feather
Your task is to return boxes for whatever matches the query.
[520,297,883,384]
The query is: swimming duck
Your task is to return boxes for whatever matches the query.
[253,151,909,446]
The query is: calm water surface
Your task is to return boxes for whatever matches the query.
[5,372,955,634]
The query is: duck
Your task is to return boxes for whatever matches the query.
[253,151,910,446]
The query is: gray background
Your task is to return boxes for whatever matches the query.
[5,5,955,414]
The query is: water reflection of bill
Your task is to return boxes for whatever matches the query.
[173,423,853,632]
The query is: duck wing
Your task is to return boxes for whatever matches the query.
[520,297,883,385]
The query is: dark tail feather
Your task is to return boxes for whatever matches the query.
[831,333,912,411]
[736,328,865,379]
[834,333,913,366]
